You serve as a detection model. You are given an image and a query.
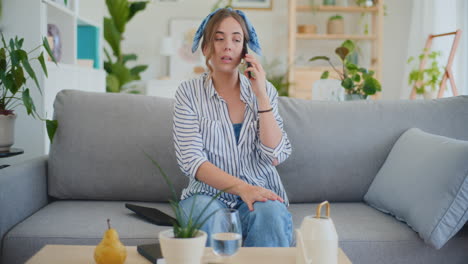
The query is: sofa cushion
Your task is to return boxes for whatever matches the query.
[277,95,468,203]
[48,90,188,201]
[364,128,468,249]
[3,201,467,264]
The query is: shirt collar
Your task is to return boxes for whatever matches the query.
[203,71,253,104]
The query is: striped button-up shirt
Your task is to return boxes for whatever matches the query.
[173,72,292,208]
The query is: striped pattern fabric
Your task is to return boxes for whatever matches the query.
[173,72,292,208]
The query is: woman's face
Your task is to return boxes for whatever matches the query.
[208,17,244,74]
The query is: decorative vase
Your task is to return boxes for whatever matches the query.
[0,113,16,152]
[159,229,207,264]
[298,24,317,34]
[327,19,344,35]
[344,94,367,101]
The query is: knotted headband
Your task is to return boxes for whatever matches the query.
[191,8,262,56]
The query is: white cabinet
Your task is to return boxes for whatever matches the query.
[2,0,105,164]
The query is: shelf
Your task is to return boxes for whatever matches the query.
[77,16,100,27]
[297,34,376,40]
[43,0,75,17]
[296,5,378,13]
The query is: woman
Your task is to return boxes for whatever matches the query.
[173,8,292,247]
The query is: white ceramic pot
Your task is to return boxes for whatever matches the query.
[159,229,207,264]
[0,113,16,152]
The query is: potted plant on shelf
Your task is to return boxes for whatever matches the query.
[407,49,443,99]
[145,153,226,264]
[309,39,382,100]
[327,14,344,35]
[0,33,57,152]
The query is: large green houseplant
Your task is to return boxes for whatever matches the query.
[407,49,443,99]
[0,33,57,151]
[104,0,149,93]
[309,40,382,100]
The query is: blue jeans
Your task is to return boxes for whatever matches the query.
[179,195,293,247]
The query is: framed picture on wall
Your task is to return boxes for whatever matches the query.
[232,0,273,10]
[169,18,204,80]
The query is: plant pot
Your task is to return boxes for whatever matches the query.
[0,113,16,152]
[327,19,344,35]
[344,94,367,101]
[298,24,317,34]
[323,0,336,5]
[159,229,207,264]
[423,90,438,99]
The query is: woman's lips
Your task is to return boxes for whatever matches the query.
[221,56,233,63]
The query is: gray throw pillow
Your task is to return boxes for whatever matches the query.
[364,128,468,249]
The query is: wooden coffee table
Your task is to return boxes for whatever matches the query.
[26,244,352,264]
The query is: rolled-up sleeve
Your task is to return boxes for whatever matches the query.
[173,84,208,179]
[256,82,292,165]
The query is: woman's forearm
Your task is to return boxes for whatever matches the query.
[195,161,249,196]
[257,95,282,149]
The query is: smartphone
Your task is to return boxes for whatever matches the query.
[137,243,163,263]
[243,42,253,79]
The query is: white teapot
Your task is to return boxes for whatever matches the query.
[296,201,338,264]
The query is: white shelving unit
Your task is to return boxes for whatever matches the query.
[2,0,106,163]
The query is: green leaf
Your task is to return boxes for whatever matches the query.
[0,48,7,71]
[340,39,355,55]
[106,74,120,93]
[18,50,41,93]
[309,56,330,62]
[13,66,25,89]
[128,1,148,22]
[46,119,58,143]
[362,77,381,95]
[104,17,122,58]
[42,36,57,64]
[130,65,148,76]
[5,74,17,94]
[106,0,129,34]
[123,54,137,64]
[346,63,358,71]
[110,62,133,87]
[353,74,361,83]
[38,52,48,77]
[341,77,354,90]
[320,71,329,79]
[335,47,349,61]
[357,67,368,74]
[22,88,36,116]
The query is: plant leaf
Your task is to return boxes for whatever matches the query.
[46,119,58,143]
[38,52,48,77]
[128,1,148,22]
[123,54,137,64]
[18,50,41,93]
[320,71,329,79]
[106,74,120,93]
[340,39,355,55]
[104,17,122,58]
[42,36,57,64]
[13,66,25,89]
[335,47,349,61]
[106,0,129,34]
[130,65,148,76]
[309,56,330,62]
[0,48,6,71]
[341,77,354,90]
[22,88,36,116]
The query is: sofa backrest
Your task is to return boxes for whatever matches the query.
[48,90,468,203]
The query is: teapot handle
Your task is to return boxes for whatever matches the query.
[315,201,330,219]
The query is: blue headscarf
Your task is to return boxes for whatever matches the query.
[191,8,262,56]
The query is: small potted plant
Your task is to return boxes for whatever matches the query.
[309,39,382,100]
[145,153,227,264]
[327,15,344,35]
[0,33,57,151]
[407,49,443,99]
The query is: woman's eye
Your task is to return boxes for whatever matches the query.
[215,38,224,41]
[235,39,241,43]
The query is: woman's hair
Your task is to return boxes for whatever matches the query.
[201,8,250,74]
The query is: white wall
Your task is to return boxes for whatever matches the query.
[97,0,413,100]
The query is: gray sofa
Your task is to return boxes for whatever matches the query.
[1,90,467,264]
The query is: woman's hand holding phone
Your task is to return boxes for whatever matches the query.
[243,53,267,99]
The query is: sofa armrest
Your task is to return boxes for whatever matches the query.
[0,155,49,255]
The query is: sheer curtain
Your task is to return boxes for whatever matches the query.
[401,0,467,98]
